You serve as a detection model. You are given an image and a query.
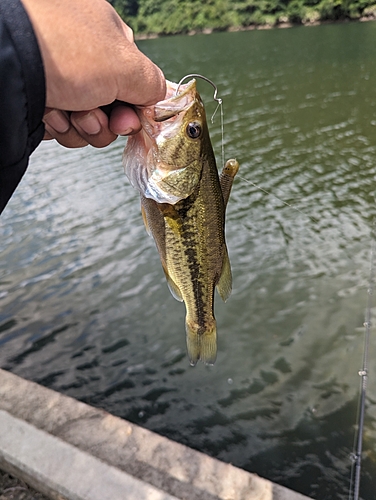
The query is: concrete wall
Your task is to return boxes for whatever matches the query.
[0,369,312,500]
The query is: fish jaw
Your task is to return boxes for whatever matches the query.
[123,79,208,204]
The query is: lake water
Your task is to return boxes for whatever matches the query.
[1,21,376,500]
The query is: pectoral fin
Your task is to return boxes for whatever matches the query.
[141,195,181,302]
[141,203,151,236]
[216,248,232,302]
[141,194,167,266]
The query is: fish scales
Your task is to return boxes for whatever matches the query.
[167,157,225,365]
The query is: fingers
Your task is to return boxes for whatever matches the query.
[116,49,166,106]
[109,105,141,136]
[43,105,141,148]
[70,109,117,148]
[43,109,88,148]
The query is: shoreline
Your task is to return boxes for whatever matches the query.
[134,14,376,40]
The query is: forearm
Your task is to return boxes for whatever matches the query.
[0,0,166,213]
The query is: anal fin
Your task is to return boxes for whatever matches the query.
[163,267,183,302]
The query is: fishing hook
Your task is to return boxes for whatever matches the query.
[175,73,223,108]
[176,73,225,167]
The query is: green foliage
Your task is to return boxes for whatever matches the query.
[109,0,376,34]
[317,0,345,19]
[286,0,307,22]
[315,0,374,19]
[109,0,139,20]
[134,0,236,34]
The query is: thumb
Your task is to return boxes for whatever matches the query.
[115,44,166,106]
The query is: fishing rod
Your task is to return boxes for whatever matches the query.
[348,222,375,500]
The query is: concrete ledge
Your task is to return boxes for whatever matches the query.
[0,410,178,500]
[0,369,311,500]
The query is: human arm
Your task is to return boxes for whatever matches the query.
[0,0,165,213]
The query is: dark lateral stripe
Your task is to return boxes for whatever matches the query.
[182,231,207,331]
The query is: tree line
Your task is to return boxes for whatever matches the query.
[108,0,376,36]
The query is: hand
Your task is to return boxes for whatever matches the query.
[42,104,142,148]
[21,0,166,148]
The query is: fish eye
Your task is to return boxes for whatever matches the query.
[186,122,202,139]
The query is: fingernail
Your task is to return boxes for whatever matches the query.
[44,123,55,137]
[77,113,102,135]
[122,128,134,136]
[44,110,70,134]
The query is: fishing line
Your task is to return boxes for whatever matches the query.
[348,221,375,500]
[176,73,225,167]
[177,74,317,221]
[178,74,315,218]
[238,175,319,223]
[211,97,225,169]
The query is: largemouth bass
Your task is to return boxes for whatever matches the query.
[123,79,239,365]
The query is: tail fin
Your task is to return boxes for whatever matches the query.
[186,319,217,366]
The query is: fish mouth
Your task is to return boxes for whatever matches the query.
[153,79,198,122]
[123,79,204,205]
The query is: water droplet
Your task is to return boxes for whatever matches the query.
[227,378,233,385]
[138,411,145,418]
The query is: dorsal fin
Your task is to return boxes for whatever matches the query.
[220,159,239,208]
[216,248,232,302]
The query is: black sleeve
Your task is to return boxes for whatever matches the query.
[0,0,46,214]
